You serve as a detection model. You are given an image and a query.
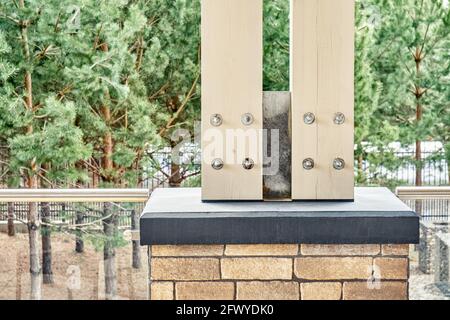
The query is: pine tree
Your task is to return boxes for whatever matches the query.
[56,0,161,299]
[0,0,91,297]
[355,0,382,184]
[140,0,201,187]
[0,29,20,237]
[369,0,450,186]
[263,0,290,91]
[433,16,450,184]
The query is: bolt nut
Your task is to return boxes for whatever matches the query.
[210,114,223,127]
[241,113,254,126]
[303,112,316,125]
[302,158,315,170]
[242,158,255,170]
[333,158,345,170]
[333,112,345,125]
[211,158,224,170]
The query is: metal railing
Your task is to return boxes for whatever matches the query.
[396,187,450,221]
[363,151,449,186]
[0,189,149,203]
[396,187,450,200]
[2,186,450,224]
[0,189,149,229]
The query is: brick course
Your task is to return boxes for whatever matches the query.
[226,244,299,256]
[151,258,220,281]
[237,281,300,300]
[176,282,235,300]
[294,257,373,280]
[300,244,380,256]
[149,244,409,300]
[301,282,342,300]
[343,281,408,300]
[222,258,292,280]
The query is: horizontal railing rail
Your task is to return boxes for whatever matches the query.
[0,189,150,203]
[396,186,450,221]
[396,187,450,200]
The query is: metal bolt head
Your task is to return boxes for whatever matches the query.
[211,158,224,170]
[334,112,346,125]
[333,158,345,170]
[302,158,315,170]
[242,158,255,170]
[303,113,316,125]
[210,114,223,127]
[241,113,254,126]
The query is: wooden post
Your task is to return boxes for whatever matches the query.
[201,0,263,201]
[291,0,355,200]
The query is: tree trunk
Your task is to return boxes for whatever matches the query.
[27,174,41,300]
[19,0,41,300]
[92,159,100,188]
[169,162,183,187]
[103,202,117,300]
[356,147,365,184]
[16,252,22,300]
[7,202,15,236]
[97,43,118,300]
[414,48,423,215]
[75,211,85,253]
[41,202,53,284]
[415,121,422,187]
[446,145,450,184]
[28,195,41,300]
[131,210,141,269]
[414,47,423,188]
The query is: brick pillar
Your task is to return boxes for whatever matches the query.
[148,244,410,300]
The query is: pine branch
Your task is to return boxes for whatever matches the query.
[419,23,431,57]
[158,71,200,137]
[0,13,20,25]
[149,82,170,101]
[182,170,200,180]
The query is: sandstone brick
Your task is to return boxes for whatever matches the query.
[176,282,234,300]
[237,281,299,300]
[374,257,408,280]
[151,282,174,300]
[225,244,299,256]
[222,258,292,280]
[343,281,408,300]
[301,244,380,256]
[301,282,342,300]
[151,258,220,281]
[381,244,410,256]
[294,257,372,280]
[152,245,224,257]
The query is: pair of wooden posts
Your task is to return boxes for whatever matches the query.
[201,0,354,201]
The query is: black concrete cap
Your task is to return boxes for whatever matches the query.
[140,188,419,245]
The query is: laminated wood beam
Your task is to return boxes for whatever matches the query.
[291,0,355,200]
[201,0,263,201]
